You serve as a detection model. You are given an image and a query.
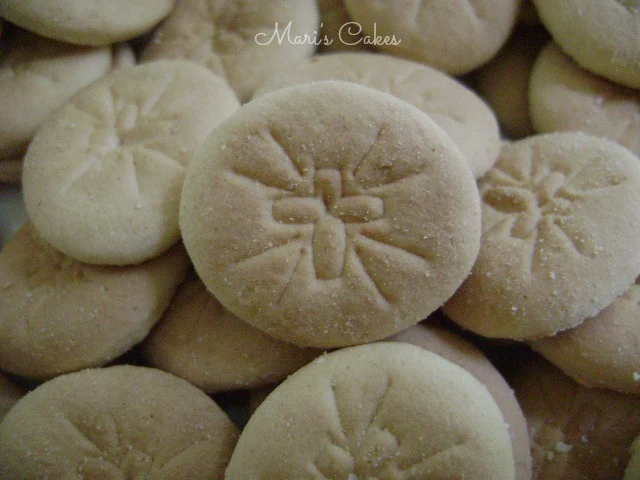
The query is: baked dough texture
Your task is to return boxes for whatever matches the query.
[0,365,239,480]
[23,60,240,265]
[445,132,640,340]
[180,81,481,347]
[226,342,515,479]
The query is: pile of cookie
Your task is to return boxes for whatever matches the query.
[0,0,639,479]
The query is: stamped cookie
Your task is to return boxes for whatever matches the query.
[143,277,323,392]
[343,0,520,75]
[0,0,175,46]
[0,223,190,379]
[530,276,640,394]
[180,81,481,347]
[388,324,532,480]
[445,132,640,340]
[255,52,500,178]
[0,374,24,421]
[533,0,640,89]
[227,343,514,479]
[142,0,318,102]
[23,60,240,265]
[0,28,112,162]
[0,365,239,479]
[530,42,640,157]
[627,435,640,480]
[512,354,640,480]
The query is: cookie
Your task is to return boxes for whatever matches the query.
[0,27,112,161]
[0,365,239,479]
[23,60,240,265]
[388,323,532,480]
[627,435,640,480]
[226,342,515,479]
[476,26,549,139]
[255,52,501,178]
[533,0,640,88]
[0,222,190,379]
[445,132,640,340]
[0,374,23,421]
[529,42,640,157]
[512,354,640,480]
[343,0,520,75]
[0,0,175,46]
[530,276,640,394]
[180,81,481,347]
[141,0,319,102]
[143,277,323,392]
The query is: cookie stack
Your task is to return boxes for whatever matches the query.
[0,1,639,479]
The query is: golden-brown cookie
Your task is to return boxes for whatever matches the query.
[23,60,240,265]
[226,342,515,479]
[143,277,323,392]
[0,223,189,379]
[0,365,239,479]
[181,81,481,347]
[445,132,640,340]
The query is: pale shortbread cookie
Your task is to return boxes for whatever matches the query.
[512,354,640,480]
[255,52,500,178]
[142,0,318,102]
[111,42,137,71]
[317,0,365,52]
[0,0,175,46]
[445,132,640,340]
[0,157,23,184]
[476,27,548,139]
[533,0,640,89]
[0,366,239,479]
[226,343,515,479]
[343,0,520,75]
[388,324,532,480]
[0,222,190,379]
[530,42,640,157]
[23,60,240,265]
[627,436,640,480]
[180,81,481,347]
[0,374,24,421]
[530,276,640,394]
[0,28,112,161]
[143,277,323,392]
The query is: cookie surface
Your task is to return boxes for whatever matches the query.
[143,277,323,392]
[0,0,175,46]
[533,0,640,88]
[0,223,190,379]
[181,81,481,347]
[343,0,520,74]
[226,342,515,479]
[142,0,318,102]
[529,42,640,157]
[0,365,239,480]
[23,60,240,265]
[255,52,500,178]
[531,276,640,394]
[445,132,640,340]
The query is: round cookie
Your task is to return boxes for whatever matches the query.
[23,60,240,265]
[0,365,239,479]
[255,52,501,178]
[142,0,319,102]
[444,132,640,340]
[533,0,640,89]
[143,277,324,392]
[0,28,112,161]
[0,374,24,421]
[476,26,549,139]
[0,222,190,379]
[226,342,515,479]
[627,435,640,480]
[529,42,640,157]
[180,81,481,348]
[343,0,521,75]
[0,0,175,46]
[530,276,640,394]
[388,323,532,480]
[512,354,640,480]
